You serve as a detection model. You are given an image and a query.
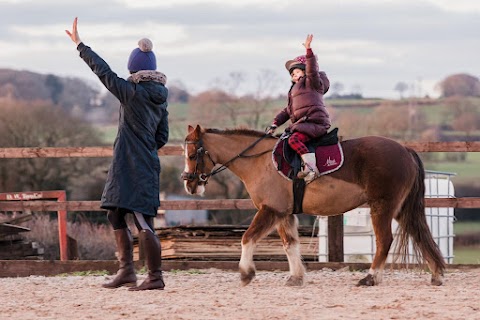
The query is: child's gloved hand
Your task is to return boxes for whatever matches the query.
[265,124,278,135]
[303,34,313,49]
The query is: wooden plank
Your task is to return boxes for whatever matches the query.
[154,238,318,260]
[144,225,319,261]
[159,199,256,210]
[0,213,33,225]
[0,190,66,201]
[0,199,254,211]
[2,198,480,212]
[0,260,124,277]
[0,240,43,259]
[402,141,480,152]
[0,145,183,158]
[1,260,479,278]
[1,142,480,159]
[423,198,480,208]
[0,234,23,242]
[0,223,30,235]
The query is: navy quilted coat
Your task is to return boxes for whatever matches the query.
[78,43,169,216]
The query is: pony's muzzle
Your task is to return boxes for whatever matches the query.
[180,171,195,181]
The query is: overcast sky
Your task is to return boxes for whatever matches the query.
[0,0,479,98]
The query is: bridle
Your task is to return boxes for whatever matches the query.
[181,134,271,185]
[180,138,216,184]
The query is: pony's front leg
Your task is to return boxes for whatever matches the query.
[277,214,305,286]
[239,205,281,286]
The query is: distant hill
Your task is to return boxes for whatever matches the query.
[0,68,190,124]
[0,68,119,124]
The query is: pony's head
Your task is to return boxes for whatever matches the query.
[181,125,216,196]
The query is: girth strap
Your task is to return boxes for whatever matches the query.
[292,177,306,214]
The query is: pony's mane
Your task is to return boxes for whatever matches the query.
[205,128,275,138]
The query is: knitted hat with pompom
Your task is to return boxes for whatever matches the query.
[127,38,157,72]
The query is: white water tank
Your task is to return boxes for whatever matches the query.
[318,170,455,263]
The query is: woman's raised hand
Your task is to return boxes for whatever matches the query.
[65,17,82,46]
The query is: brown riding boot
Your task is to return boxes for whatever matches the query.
[103,228,137,288]
[129,229,165,291]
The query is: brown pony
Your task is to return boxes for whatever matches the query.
[182,125,445,287]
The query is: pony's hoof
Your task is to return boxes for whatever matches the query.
[286,276,304,287]
[240,268,255,286]
[357,274,375,286]
[431,275,443,286]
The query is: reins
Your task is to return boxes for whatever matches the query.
[208,134,271,177]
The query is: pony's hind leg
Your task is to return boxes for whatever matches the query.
[239,205,282,286]
[357,205,394,286]
[277,214,305,286]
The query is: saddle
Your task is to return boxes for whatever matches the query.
[272,128,344,215]
[273,128,343,180]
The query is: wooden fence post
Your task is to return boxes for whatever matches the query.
[328,215,344,262]
[57,191,68,261]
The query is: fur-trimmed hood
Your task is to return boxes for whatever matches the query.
[128,70,167,85]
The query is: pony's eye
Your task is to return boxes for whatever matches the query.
[189,154,196,160]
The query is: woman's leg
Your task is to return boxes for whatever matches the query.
[129,212,165,291]
[103,208,137,288]
[107,207,128,230]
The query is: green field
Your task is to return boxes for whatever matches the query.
[453,221,480,264]
[168,102,191,119]
[454,221,480,235]
[423,152,480,185]
[97,125,118,143]
[454,246,480,264]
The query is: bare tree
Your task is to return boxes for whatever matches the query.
[436,73,480,97]
[190,89,238,127]
[0,100,109,200]
[194,70,281,130]
[331,82,345,97]
[394,82,409,99]
[167,80,190,103]
[351,84,363,96]
[367,103,410,139]
[333,111,370,138]
[245,69,281,129]
[452,113,478,137]
[442,97,480,137]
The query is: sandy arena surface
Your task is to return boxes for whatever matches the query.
[1,268,479,320]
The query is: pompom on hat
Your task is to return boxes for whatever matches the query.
[285,55,306,74]
[127,38,157,72]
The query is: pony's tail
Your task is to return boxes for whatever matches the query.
[394,148,446,275]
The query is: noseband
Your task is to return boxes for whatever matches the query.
[181,134,271,186]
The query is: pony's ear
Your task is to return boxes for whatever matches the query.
[187,125,201,139]
[192,125,202,139]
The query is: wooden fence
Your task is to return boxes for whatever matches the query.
[1,141,480,158]
[1,142,480,262]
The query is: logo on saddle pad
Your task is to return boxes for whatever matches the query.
[324,157,338,167]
